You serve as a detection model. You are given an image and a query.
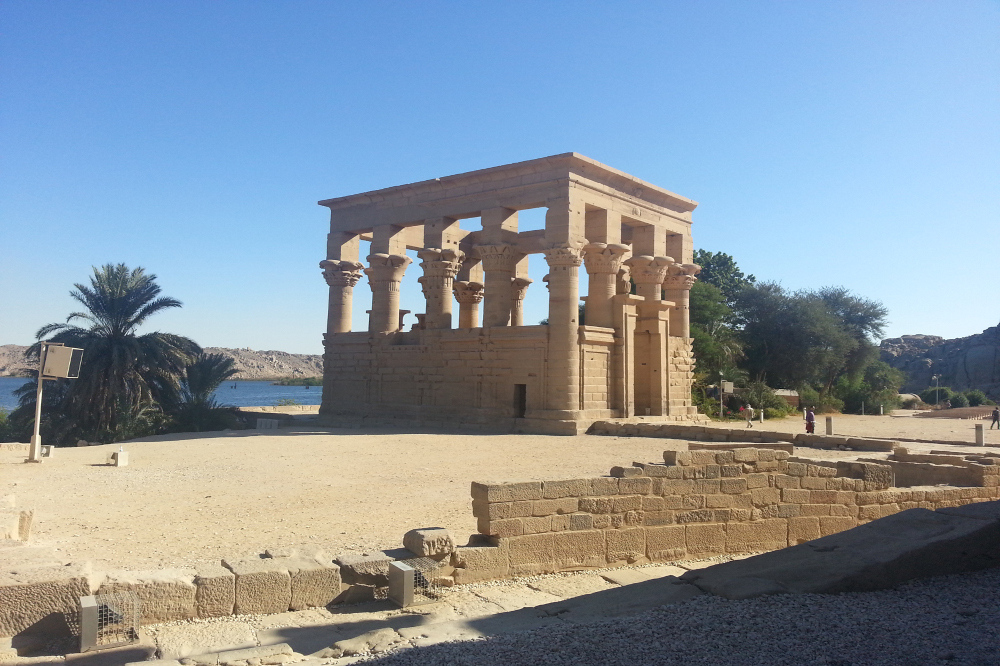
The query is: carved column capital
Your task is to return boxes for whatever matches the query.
[542,244,584,268]
[475,244,520,272]
[511,277,533,301]
[417,247,465,278]
[364,253,412,286]
[454,280,485,304]
[663,263,701,290]
[624,255,675,285]
[581,243,630,274]
[320,259,365,288]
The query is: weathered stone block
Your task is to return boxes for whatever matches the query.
[222,557,291,615]
[726,518,788,553]
[745,473,768,489]
[618,477,653,495]
[590,477,619,495]
[472,500,534,520]
[693,479,721,494]
[690,450,717,465]
[643,496,666,512]
[607,527,646,564]
[611,495,643,513]
[471,481,543,503]
[685,523,726,555]
[787,517,821,544]
[720,478,748,494]
[282,556,341,610]
[569,513,594,530]
[800,476,830,490]
[800,503,832,516]
[579,497,613,514]
[553,530,606,569]
[0,563,96,639]
[705,494,733,509]
[404,528,455,557]
[750,487,781,506]
[733,448,759,462]
[99,569,197,624]
[819,516,858,536]
[478,517,524,537]
[542,479,592,499]
[532,498,579,516]
[506,534,555,575]
[721,465,742,477]
[646,525,687,561]
[776,504,801,518]
[663,450,692,466]
[335,552,393,585]
[194,563,235,619]
[773,475,800,489]
[523,516,552,534]
[611,466,643,478]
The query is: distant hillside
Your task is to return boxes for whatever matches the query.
[880,323,1000,399]
[0,344,323,380]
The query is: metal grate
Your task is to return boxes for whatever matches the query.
[388,557,443,607]
[80,591,141,652]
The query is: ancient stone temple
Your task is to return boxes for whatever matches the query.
[318,153,706,435]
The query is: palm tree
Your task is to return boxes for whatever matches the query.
[16,264,199,442]
[169,353,241,433]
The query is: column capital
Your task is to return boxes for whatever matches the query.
[663,263,701,290]
[581,243,630,274]
[364,253,411,285]
[454,280,485,304]
[624,255,675,285]
[542,244,584,268]
[417,247,465,277]
[475,244,520,272]
[511,277,533,301]
[320,259,365,288]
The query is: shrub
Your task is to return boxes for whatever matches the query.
[763,407,787,420]
[949,393,970,408]
[919,386,954,405]
[275,398,301,407]
[901,397,929,409]
[965,390,988,407]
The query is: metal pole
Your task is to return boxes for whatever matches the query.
[28,342,47,463]
[719,372,724,421]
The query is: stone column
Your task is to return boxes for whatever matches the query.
[543,245,584,413]
[510,277,533,326]
[476,244,519,327]
[581,243,630,329]
[319,260,364,334]
[417,248,464,330]
[453,281,485,328]
[624,255,675,417]
[662,264,701,339]
[364,253,411,333]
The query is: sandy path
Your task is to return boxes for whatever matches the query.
[2,413,996,572]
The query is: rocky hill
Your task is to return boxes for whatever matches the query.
[0,344,323,380]
[880,324,1000,399]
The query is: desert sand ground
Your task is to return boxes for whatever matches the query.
[1,413,996,572]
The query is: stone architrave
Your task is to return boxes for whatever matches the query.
[320,260,365,334]
[662,263,701,339]
[364,254,412,333]
[417,248,464,330]
[510,277,533,327]
[582,243,630,329]
[476,244,520,327]
[453,281,485,329]
[543,245,584,413]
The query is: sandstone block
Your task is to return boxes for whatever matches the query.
[750,487,781,506]
[222,557,291,615]
[506,534,555,576]
[733,448,758,462]
[693,479,721,494]
[726,518,788,553]
[781,488,810,504]
[472,500,533,520]
[690,450,717,465]
[194,563,235,618]
[611,466,643,478]
[788,517,821,544]
[280,556,341,610]
[714,451,735,465]
[618,477,653,495]
[773,475,800,489]
[799,504,832,516]
[478,517,524,537]
[553,530,606,569]
[579,497,613,514]
[522,516,552,534]
[819,516,858,536]
[590,477,619,495]
[611,495,643,513]
[592,514,612,529]
[663,450,692,466]
[451,542,509,580]
[0,563,96,639]
[542,479,592,499]
[746,473,768,489]
[532,498,579,516]
[720,478,748,494]
[685,523,726,555]
[334,552,394,586]
[660,479,695,495]
[471,481,542,503]
[643,496,666,512]
[786,462,807,477]
[777,504,801,518]
[646,525,686,561]
[705,494,733,508]
[607,527,646,564]
[721,465,742,477]
[99,569,197,624]
[800,476,829,490]
[809,490,839,504]
[643,511,675,526]
[404,528,455,557]
[569,513,594,530]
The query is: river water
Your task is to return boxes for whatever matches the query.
[0,377,322,412]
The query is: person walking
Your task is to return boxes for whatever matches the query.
[991,406,1000,430]
[745,404,755,428]
[806,406,816,434]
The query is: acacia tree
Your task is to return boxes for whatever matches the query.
[14,264,199,442]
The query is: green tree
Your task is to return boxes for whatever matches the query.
[689,281,743,378]
[168,354,241,433]
[965,389,988,407]
[13,264,200,443]
[693,249,756,305]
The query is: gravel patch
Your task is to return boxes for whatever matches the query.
[363,568,1000,666]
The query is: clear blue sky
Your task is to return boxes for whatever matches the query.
[2,1,997,354]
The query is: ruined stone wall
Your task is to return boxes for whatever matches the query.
[452,447,1000,582]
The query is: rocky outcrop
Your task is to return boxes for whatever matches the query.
[0,346,30,378]
[880,325,1000,398]
[0,345,322,381]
